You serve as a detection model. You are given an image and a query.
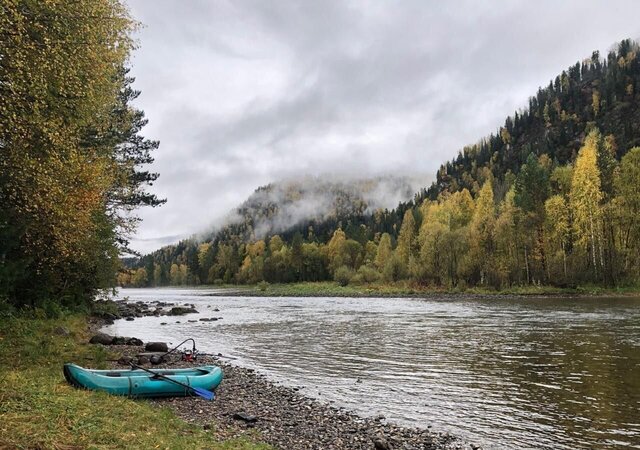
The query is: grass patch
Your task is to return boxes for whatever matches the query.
[0,315,270,450]
[204,281,640,298]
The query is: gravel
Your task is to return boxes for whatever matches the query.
[101,346,470,450]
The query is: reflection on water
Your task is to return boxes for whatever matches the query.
[104,288,640,449]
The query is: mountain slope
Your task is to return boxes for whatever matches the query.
[418,39,640,203]
[124,40,640,288]
[126,175,426,284]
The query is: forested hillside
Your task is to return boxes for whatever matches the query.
[122,176,424,285]
[124,40,640,289]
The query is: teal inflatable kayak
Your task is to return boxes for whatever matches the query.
[63,363,223,398]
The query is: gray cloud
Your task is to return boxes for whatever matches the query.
[125,0,640,254]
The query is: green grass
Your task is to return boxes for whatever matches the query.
[0,315,270,450]
[230,281,449,297]
[211,281,640,298]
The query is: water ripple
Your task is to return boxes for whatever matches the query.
[105,289,640,450]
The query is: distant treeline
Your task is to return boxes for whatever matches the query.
[124,40,640,289]
[1,1,162,311]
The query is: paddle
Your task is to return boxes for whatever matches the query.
[130,364,215,400]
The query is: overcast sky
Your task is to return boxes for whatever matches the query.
[124,0,640,254]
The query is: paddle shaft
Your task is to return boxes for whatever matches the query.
[130,363,202,394]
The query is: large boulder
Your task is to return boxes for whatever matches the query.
[89,333,114,345]
[145,342,168,352]
[168,306,198,316]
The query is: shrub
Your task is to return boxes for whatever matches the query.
[334,266,354,286]
[357,265,380,283]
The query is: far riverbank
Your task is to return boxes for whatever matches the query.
[150,280,640,299]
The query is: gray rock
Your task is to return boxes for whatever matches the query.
[232,412,257,423]
[373,435,391,450]
[168,306,198,315]
[89,332,114,345]
[118,355,134,365]
[126,337,143,346]
[136,355,150,365]
[111,336,126,345]
[145,342,168,352]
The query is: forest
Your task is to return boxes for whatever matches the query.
[124,40,640,290]
[0,1,163,311]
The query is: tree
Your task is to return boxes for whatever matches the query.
[102,68,166,255]
[494,189,520,286]
[269,235,284,253]
[418,204,449,285]
[515,153,550,283]
[327,229,347,274]
[290,233,304,280]
[468,181,496,285]
[169,264,182,285]
[397,210,417,263]
[614,147,640,278]
[544,195,571,281]
[0,1,162,308]
[374,233,393,270]
[363,241,378,266]
[132,268,148,287]
[153,264,163,286]
[570,130,604,279]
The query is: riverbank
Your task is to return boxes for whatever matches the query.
[198,281,640,299]
[102,337,467,450]
[0,314,268,450]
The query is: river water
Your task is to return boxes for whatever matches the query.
[104,288,640,449]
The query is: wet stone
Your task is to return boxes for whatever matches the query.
[233,412,258,423]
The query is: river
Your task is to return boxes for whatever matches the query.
[103,288,640,449]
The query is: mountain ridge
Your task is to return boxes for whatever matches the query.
[123,39,640,288]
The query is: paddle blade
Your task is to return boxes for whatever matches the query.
[192,387,215,401]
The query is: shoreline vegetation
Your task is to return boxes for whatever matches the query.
[0,314,268,450]
[129,281,640,299]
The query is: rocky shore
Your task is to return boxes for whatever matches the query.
[89,330,471,449]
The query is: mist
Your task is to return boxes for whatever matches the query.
[124,0,640,254]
